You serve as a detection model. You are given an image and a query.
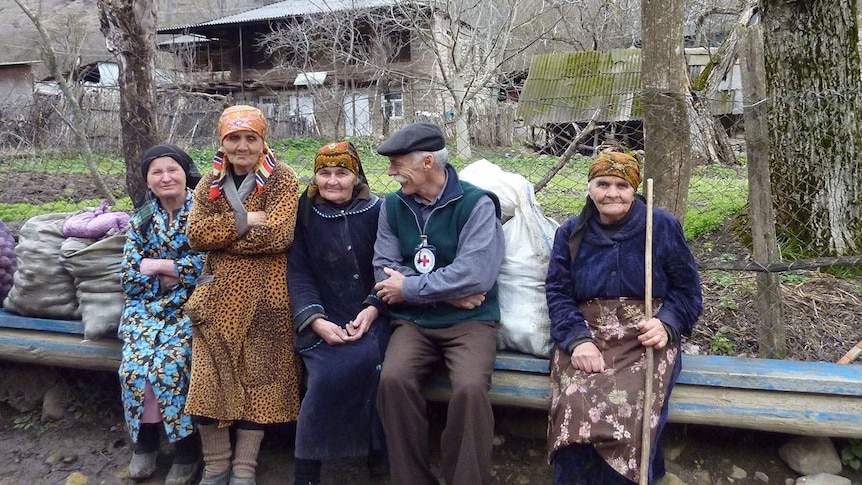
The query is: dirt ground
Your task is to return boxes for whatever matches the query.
[0,365,861,485]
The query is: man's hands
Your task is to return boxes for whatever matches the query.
[375,267,488,309]
[374,267,405,305]
[447,292,486,309]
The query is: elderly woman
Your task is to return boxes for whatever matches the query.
[288,141,390,485]
[184,105,302,485]
[545,150,702,484]
[119,144,204,485]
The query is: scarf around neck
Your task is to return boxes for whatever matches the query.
[208,143,277,200]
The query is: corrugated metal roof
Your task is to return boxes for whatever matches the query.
[159,0,406,33]
[518,49,643,126]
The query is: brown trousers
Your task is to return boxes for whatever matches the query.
[378,319,497,485]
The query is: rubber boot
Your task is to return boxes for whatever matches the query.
[128,423,159,480]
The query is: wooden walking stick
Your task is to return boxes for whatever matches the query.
[838,339,862,364]
[639,178,654,485]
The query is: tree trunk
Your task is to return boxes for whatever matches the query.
[97,0,159,209]
[761,0,862,256]
[640,0,692,221]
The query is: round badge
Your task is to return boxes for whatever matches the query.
[413,247,436,274]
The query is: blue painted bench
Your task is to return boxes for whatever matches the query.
[2,309,861,438]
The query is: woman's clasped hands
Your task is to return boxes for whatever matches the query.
[311,305,379,345]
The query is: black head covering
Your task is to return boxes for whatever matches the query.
[140,144,202,189]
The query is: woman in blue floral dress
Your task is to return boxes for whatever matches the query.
[118,144,204,485]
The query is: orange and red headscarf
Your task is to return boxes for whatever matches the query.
[209,105,277,199]
[587,151,642,191]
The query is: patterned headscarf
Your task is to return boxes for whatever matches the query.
[313,141,361,175]
[209,105,277,200]
[588,151,642,192]
[306,141,368,199]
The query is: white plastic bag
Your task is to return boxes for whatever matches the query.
[461,160,559,357]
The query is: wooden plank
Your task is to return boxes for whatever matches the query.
[669,385,862,439]
[494,351,550,373]
[425,373,862,438]
[0,328,121,372]
[423,371,549,410]
[0,309,86,335]
[678,354,862,396]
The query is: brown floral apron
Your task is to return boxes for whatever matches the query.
[548,298,678,482]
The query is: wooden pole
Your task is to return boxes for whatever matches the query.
[639,178,655,485]
[838,340,862,364]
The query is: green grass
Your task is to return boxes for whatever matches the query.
[0,198,134,223]
[0,155,125,174]
[0,137,748,243]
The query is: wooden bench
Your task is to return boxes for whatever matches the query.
[2,309,861,439]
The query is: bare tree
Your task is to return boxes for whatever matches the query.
[13,0,116,205]
[761,0,862,256]
[98,0,159,208]
[260,0,573,158]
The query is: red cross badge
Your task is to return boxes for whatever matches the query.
[413,247,436,274]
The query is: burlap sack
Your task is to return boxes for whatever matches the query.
[59,235,125,340]
[3,213,80,319]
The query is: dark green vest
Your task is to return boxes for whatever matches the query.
[385,182,500,328]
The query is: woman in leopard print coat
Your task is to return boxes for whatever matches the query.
[185,105,302,485]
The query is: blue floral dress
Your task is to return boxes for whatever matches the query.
[118,190,203,443]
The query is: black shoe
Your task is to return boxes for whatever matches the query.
[368,451,389,477]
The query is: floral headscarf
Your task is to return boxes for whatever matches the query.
[587,151,642,191]
[306,141,367,199]
[208,105,277,200]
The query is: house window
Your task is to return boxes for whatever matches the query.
[384,93,403,120]
[388,30,411,62]
[259,96,279,119]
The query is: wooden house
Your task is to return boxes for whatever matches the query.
[157,0,460,139]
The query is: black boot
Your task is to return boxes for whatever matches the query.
[129,423,159,480]
[165,433,202,485]
[294,457,321,485]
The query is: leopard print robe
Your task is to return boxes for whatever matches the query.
[184,162,301,424]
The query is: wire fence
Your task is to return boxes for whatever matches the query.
[0,84,860,363]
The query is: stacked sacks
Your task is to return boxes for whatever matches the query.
[59,234,126,340]
[0,218,15,303]
[3,213,81,320]
[59,201,130,339]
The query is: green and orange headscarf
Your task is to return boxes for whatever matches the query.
[587,151,641,191]
[208,105,278,199]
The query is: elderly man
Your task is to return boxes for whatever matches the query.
[373,122,504,485]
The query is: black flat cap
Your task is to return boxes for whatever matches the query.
[377,122,445,156]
